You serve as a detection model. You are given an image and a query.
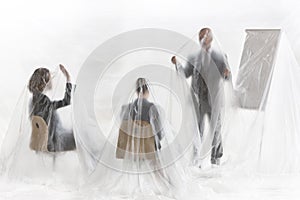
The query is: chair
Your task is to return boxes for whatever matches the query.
[30,115,49,152]
[116,120,157,160]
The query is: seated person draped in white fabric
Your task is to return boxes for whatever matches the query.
[117,77,163,159]
[28,65,76,152]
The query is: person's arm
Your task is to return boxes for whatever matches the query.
[52,83,72,109]
[212,51,231,80]
[52,64,72,109]
[150,105,164,140]
[171,56,194,78]
[120,104,130,120]
[222,54,231,80]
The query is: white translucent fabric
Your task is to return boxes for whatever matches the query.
[223,30,300,174]
[72,47,206,198]
[172,29,300,176]
[174,31,232,167]
[0,67,80,185]
[1,28,300,200]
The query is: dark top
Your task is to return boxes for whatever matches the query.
[121,98,163,150]
[182,50,230,106]
[30,83,74,152]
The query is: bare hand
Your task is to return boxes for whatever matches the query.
[171,56,177,65]
[59,64,71,82]
[224,68,230,79]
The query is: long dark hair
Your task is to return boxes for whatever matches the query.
[136,78,149,94]
[28,68,50,93]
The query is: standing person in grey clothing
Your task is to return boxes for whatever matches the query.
[171,28,231,165]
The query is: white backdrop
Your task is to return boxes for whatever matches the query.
[0,0,299,141]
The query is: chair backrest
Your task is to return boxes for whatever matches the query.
[30,115,49,152]
[116,120,156,159]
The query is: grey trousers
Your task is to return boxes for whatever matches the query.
[198,102,223,163]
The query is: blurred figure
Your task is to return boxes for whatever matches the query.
[172,28,230,166]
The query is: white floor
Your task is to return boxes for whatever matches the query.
[1,166,300,200]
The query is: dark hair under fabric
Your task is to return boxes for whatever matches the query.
[28,68,50,93]
[136,78,149,94]
[199,27,212,40]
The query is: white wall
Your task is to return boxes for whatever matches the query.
[0,0,299,138]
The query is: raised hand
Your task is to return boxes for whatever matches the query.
[59,64,71,82]
[171,56,177,65]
